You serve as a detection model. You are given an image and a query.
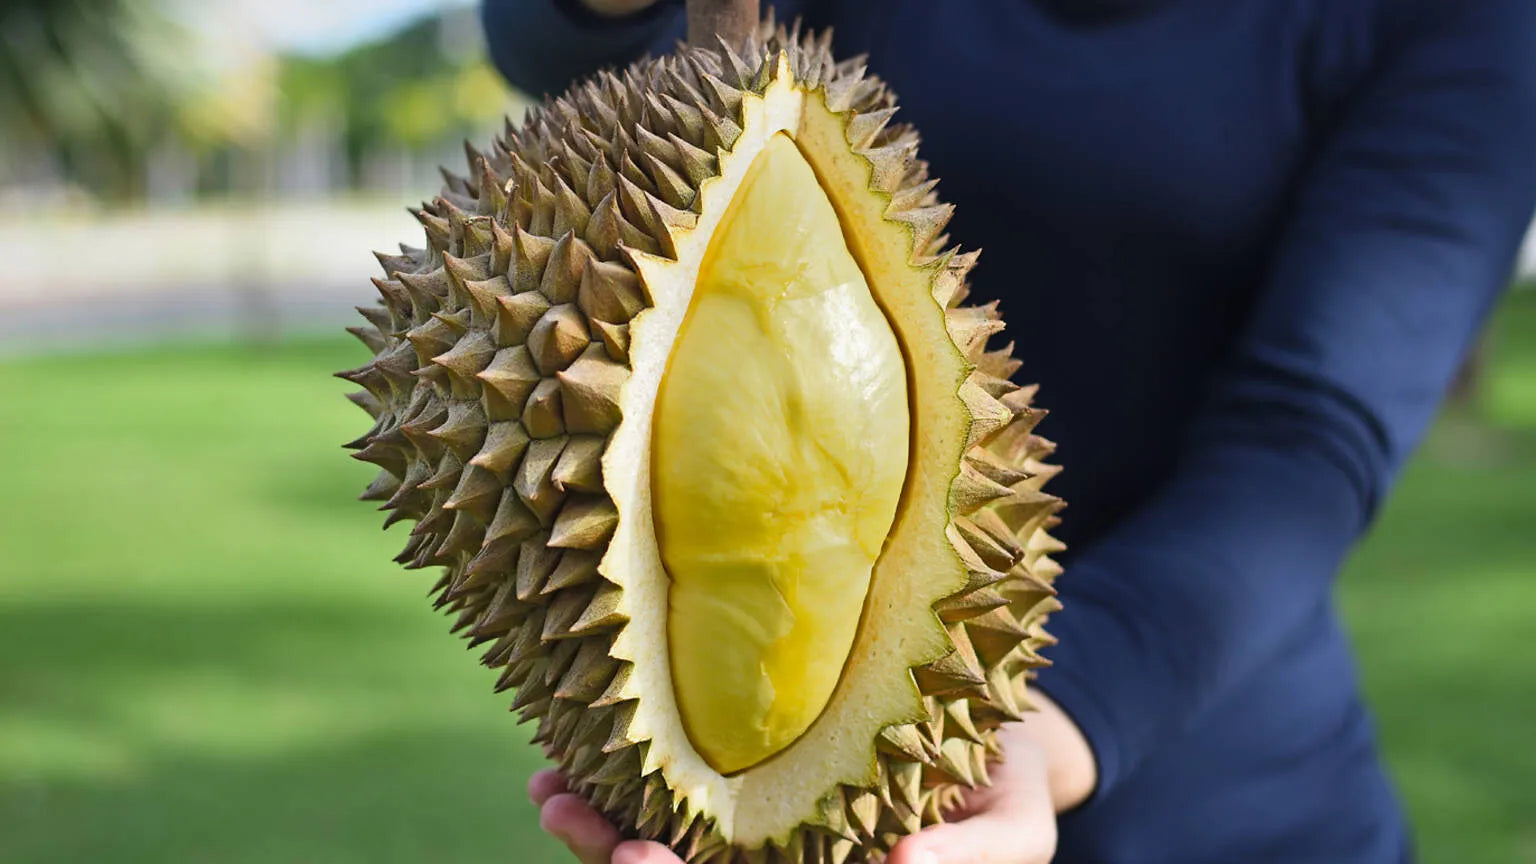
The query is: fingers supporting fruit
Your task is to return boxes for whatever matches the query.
[540,792,622,864]
[527,768,568,806]
[612,840,686,864]
[536,779,684,864]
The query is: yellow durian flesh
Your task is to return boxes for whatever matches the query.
[653,134,910,775]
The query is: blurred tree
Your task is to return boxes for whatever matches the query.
[0,0,189,201]
[0,1,522,204]
[277,12,523,188]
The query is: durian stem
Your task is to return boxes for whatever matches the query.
[686,0,758,48]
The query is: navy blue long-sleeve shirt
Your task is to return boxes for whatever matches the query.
[480,1,1536,861]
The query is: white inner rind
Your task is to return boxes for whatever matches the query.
[600,56,973,847]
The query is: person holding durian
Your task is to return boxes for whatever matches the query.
[460,1,1536,862]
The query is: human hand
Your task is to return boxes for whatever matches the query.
[885,732,1056,864]
[533,752,1052,864]
[579,0,659,17]
[531,768,681,864]
[886,693,1095,864]
[532,693,1094,864]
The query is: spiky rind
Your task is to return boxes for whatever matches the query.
[342,15,1061,864]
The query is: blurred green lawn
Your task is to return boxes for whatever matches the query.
[1,293,1533,863]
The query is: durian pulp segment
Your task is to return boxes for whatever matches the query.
[653,133,911,775]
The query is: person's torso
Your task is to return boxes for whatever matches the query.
[781,1,1408,860]
[802,0,1386,543]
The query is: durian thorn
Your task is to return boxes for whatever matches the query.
[522,378,567,440]
[846,106,897,150]
[440,166,472,196]
[567,581,627,635]
[412,207,451,253]
[373,250,415,279]
[632,122,682,172]
[660,91,709,143]
[540,233,594,306]
[462,139,487,177]
[345,389,385,421]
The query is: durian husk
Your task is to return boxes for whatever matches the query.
[340,16,1064,864]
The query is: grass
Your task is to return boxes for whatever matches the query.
[0,338,565,863]
[1338,290,1536,863]
[1,293,1532,863]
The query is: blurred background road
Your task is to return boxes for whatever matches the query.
[0,0,528,353]
[0,204,409,351]
[1,1,1533,863]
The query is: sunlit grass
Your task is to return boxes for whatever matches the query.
[1,292,1532,862]
[0,338,564,863]
[1337,289,1536,863]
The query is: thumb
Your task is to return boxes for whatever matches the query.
[612,840,687,864]
[887,743,1057,864]
[888,812,1055,864]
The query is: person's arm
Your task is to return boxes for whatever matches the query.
[480,0,684,98]
[1033,0,1536,804]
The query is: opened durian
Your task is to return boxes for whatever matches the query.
[340,11,1064,862]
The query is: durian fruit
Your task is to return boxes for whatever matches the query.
[340,15,1064,863]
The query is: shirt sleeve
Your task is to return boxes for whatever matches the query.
[480,0,686,98]
[1031,0,1536,802]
